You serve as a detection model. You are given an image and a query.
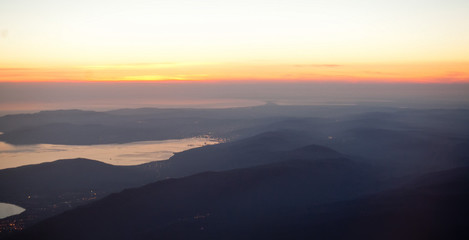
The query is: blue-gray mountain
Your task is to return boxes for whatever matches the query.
[1,105,468,239]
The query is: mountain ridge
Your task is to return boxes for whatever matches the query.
[9,163,468,240]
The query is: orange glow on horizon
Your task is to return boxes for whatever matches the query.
[1,62,469,83]
[2,1,469,85]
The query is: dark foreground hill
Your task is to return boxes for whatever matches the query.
[9,156,384,240]
[9,164,469,240]
[0,158,162,202]
[264,166,469,240]
[0,158,163,231]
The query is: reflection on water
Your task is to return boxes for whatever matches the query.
[0,203,25,219]
[0,137,220,170]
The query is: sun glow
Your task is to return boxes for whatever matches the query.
[1,0,469,83]
[1,62,468,83]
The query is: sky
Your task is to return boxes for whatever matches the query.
[1,0,469,82]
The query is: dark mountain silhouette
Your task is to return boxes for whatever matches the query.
[9,156,383,240]
[0,158,161,202]
[9,164,468,240]
[0,158,164,229]
[256,166,469,240]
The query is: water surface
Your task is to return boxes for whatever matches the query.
[0,203,25,219]
[0,137,219,170]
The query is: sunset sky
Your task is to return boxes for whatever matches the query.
[1,0,469,82]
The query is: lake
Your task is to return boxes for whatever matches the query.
[0,137,220,170]
[0,203,25,219]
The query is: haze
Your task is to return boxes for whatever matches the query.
[1,82,468,116]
